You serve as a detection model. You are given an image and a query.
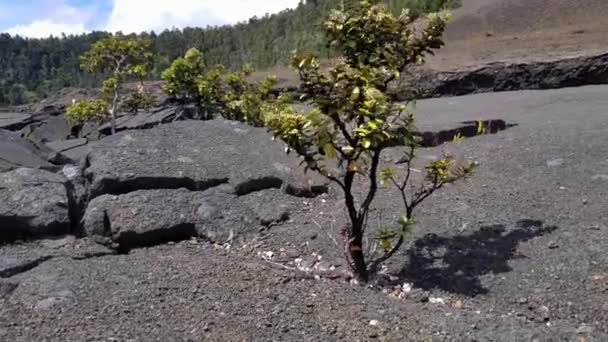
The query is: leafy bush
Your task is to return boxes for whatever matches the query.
[119,88,156,113]
[264,0,474,282]
[65,99,109,127]
[162,48,283,125]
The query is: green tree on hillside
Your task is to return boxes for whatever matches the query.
[264,0,474,282]
[65,34,153,134]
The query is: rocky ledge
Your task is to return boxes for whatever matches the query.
[1,119,326,250]
[1,105,517,250]
[393,52,608,100]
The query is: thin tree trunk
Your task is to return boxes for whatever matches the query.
[111,87,118,135]
[343,169,369,282]
[349,224,368,282]
[110,59,123,135]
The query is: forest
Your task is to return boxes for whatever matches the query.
[0,0,460,106]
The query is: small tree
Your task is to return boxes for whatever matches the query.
[66,34,153,134]
[264,0,474,282]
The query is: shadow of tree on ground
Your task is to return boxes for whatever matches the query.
[396,219,558,297]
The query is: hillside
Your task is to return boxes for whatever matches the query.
[0,0,457,107]
[261,0,608,90]
[428,0,608,70]
[447,0,608,39]
[2,0,608,107]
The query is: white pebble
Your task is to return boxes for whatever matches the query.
[429,297,446,305]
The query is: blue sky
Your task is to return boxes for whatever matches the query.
[0,0,300,38]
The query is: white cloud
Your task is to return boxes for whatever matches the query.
[2,0,301,38]
[7,20,87,38]
[105,0,301,34]
[2,0,97,38]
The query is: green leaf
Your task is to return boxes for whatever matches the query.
[379,168,395,187]
[323,143,336,159]
[347,160,362,172]
[378,237,392,253]
[355,127,370,135]
[476,119,486,135]
[361,139,371,149]
[350,86,361,100]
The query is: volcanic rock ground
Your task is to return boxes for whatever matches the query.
[1,84,607,341]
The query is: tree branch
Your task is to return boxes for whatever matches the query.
[368,234,405,274]
[389,174,408,209]
[411,178,443,209]
[343,170,358,225]
[330,114,356,147]
[401,144,415,192]
[359,149,381,219]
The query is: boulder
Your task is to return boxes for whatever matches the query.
[77,122,102,140]
[0,112,33,131]
[83,189,201,248]
[393,53,608,100]
[98,107,181,135]
[19,113,72,142]
[0,129,60,173]
[82,185,296,250]
[46,139,92,162]
[84,119,327,199]
[238,189,291,227]
[36,104,65,116]
[0,168,72,242]
[2,108,73,144]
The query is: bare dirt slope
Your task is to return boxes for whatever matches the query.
[261,0,608,88]
[429,0,608,69]
[447,0,608,38]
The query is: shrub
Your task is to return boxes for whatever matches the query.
[119,88,156,113]
[65,98,109,127]
[162,49,283,125]
[264,0,474,282]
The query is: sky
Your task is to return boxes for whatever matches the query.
[0,0,301,38]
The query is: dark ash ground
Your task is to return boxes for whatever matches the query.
[1,85,608,341]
